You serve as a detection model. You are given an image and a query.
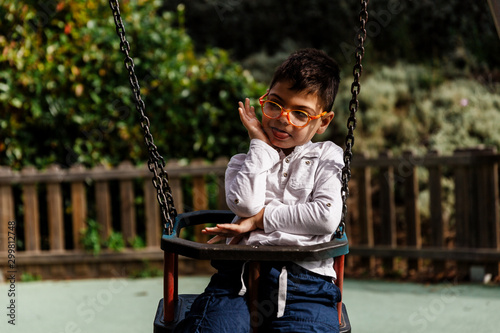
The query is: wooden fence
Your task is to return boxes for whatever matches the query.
[346,147,500,280]
[0,148,499,281]
[0,158,228,279]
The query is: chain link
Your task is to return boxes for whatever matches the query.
[337,0,369,238]
[108,0,177,235]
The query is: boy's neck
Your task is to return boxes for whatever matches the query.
[281,147,294,156]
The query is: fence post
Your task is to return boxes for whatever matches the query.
[378,151,397,272]
[215,157,229,210]
[47,164,65,252]
[70,164,87,250]
[166,160,184,215]
[402,151,422,273]
[144,177,161,248]
[427,150,446,273]
[192,159,209,243]
[119,161,137,246]
[475,147,499,277]
[357,153,375,273]
[0,167,15,252]
[22,166,41,252]
[454,149,471,278]
[95,165,112,242]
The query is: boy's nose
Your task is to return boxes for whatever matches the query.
[278,111,289,125]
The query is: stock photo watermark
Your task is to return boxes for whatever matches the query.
[210,0,244,22]
[51,271,129,333]
[5,220,17,326]
[404,282,462,333]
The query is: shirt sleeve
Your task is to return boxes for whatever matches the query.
[263,149,343,236]
[225,139,280,217]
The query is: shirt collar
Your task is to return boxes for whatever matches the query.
[279,141,314,159]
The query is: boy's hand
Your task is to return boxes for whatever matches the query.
[239,98,272,146]
[202,208,265,245]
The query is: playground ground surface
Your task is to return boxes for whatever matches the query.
[1,275,499,333]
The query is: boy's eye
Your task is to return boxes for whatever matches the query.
[292,111,309,119]
[268,102,281,110]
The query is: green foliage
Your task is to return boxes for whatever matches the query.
[129,260,162,279]
[105,230,125,252]
[332,62,500,156]
[20,272,42,282]
[0,1,263,170]
[1,1,497,171]
[80,218,126,254]
[80,218,102,255]
[130,235,146,250]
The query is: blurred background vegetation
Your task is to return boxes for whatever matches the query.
[1,0,499,171]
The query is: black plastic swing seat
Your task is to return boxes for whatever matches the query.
[155,210,351,333]
[153,296,351,333]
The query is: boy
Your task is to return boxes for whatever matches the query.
[176,48,343,333]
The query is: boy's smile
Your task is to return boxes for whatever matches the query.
[262,81,334,155]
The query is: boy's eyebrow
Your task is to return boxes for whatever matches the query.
[268,93,317,114]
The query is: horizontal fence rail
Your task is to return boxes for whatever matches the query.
[0,158,228,279]
[0,148,499,280]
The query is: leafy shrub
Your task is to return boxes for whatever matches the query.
[332,62,500,156]
[20,272,42,282]
[105,230,125,252]
[80,218,127,254]
[80,218,102,255]
[129,260,162,279]
[0,1,264,170]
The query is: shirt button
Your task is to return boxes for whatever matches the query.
[285,158,290,163]
[234,199,240,204]
[305,161,311,165]
[283,172,288,177]
[326,203,331,207]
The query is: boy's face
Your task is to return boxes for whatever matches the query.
[262,80,334,155]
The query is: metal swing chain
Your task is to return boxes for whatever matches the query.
[108,0,177,235]
[337,0,369,237]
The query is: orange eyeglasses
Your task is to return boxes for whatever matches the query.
[259,92,327,128]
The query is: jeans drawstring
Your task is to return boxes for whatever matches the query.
[238,261,248,296]
[277,266,288,318]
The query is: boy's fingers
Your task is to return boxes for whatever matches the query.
[207,235,224,244]
[229,234,244,245]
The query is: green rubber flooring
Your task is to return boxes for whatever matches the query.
[1,276,499,333]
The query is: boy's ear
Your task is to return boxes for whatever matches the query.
[316,111,334,135]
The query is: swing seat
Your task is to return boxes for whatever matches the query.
[153,210,351,333]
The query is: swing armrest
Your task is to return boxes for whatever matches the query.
[161,210,349,261]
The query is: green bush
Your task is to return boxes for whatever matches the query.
[105,230,126,252]
[80,218,102,255]
[80,218,128,254]
[0,1,264,170]
[332,62,500,156]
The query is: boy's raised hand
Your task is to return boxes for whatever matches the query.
[239,98,272,146]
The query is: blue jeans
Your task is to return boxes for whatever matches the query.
[175,261,341,333]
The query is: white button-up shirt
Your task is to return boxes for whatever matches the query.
[225,139,344,277]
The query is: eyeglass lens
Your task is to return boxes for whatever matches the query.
[262,101,309,126]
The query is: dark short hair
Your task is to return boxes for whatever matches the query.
[269,48,341,111]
